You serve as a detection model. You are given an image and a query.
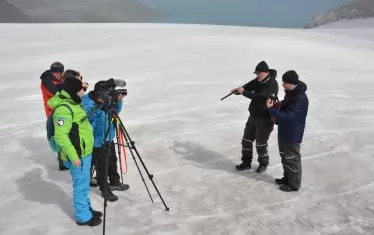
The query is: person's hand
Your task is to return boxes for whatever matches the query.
[273,101,282,109]
[231,88,239,95]
[97,97,104,103]
[266,98,274,108]
[82,82,89,88]
[73,159,81,167]
[117,94,124,101]
[236,87,244,95]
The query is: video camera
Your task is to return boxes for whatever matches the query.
[95,78,127,109]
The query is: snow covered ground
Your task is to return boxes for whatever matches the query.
[1,22,374,235]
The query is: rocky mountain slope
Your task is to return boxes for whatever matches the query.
[306,0,374,28]
[0,0,30,22]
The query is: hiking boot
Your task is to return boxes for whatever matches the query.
[256,164,267,173]
[77,216,102,226]
[101,190,118,202]
[110,182,130,191]
[235,162,251,171]
[90,208,102,218]
[275,177,287,185]
[279,184,298,192]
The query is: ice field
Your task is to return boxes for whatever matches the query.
[1,20,374,234]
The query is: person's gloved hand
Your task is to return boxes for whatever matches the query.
[273,101,282,109]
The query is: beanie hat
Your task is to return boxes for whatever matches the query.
[282,70,299,85]
[63,77,83,94]
[50,61,64,73]
[254,61,269,73]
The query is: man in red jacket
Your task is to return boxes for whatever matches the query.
[40,61,67,170]
[40,62,65,117]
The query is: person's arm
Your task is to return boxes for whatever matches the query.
[243,80,278,101]
[53,107,79,162]
[41,75,58,95]
[243,79,255,91]
[269,97,305,124]
[82,97,105,133]
[116,101,123,114]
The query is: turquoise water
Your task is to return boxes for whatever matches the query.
[138,0,350,28]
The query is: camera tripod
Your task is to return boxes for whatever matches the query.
[82,102,169,235]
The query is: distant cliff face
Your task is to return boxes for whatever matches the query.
[0,0,30,22]
[8,0,163,23]
[306,0,374,28]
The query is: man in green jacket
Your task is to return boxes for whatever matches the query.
[47,77,102,226]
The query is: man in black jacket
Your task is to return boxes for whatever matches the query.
[232,61,279,173]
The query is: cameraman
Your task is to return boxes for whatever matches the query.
[232,61,279,173]
[82,79,129,202]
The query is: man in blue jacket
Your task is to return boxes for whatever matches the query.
[266,70,309,192]
[82,79,130,201]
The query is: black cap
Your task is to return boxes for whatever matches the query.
[254,61,269,73]
[94,79,116,92]
[282,70,299,85]
[94,81,108,92]
[63,77,83,94]
[50,62,64,74]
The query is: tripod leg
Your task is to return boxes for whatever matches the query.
[116,116,169,211]
[102,143,110,235]
[115,123,124,184]
[122,131,154,203]
[101,110,116,235]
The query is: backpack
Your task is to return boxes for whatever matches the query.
[46,104,74,152]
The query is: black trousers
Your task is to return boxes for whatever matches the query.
[92,141,121,191]
[241,116,274,166]
[278,138,302,190]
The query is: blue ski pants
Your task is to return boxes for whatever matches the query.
[64,154,93,223]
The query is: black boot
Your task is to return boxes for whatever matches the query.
[110,182,130,191]
[90,208,102,218]
[275,177,287,185]
[235,162,251,171]
[279,184,298,192]
[256,164,267,173]
[77,216,102,226]
[101,190,118,202]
